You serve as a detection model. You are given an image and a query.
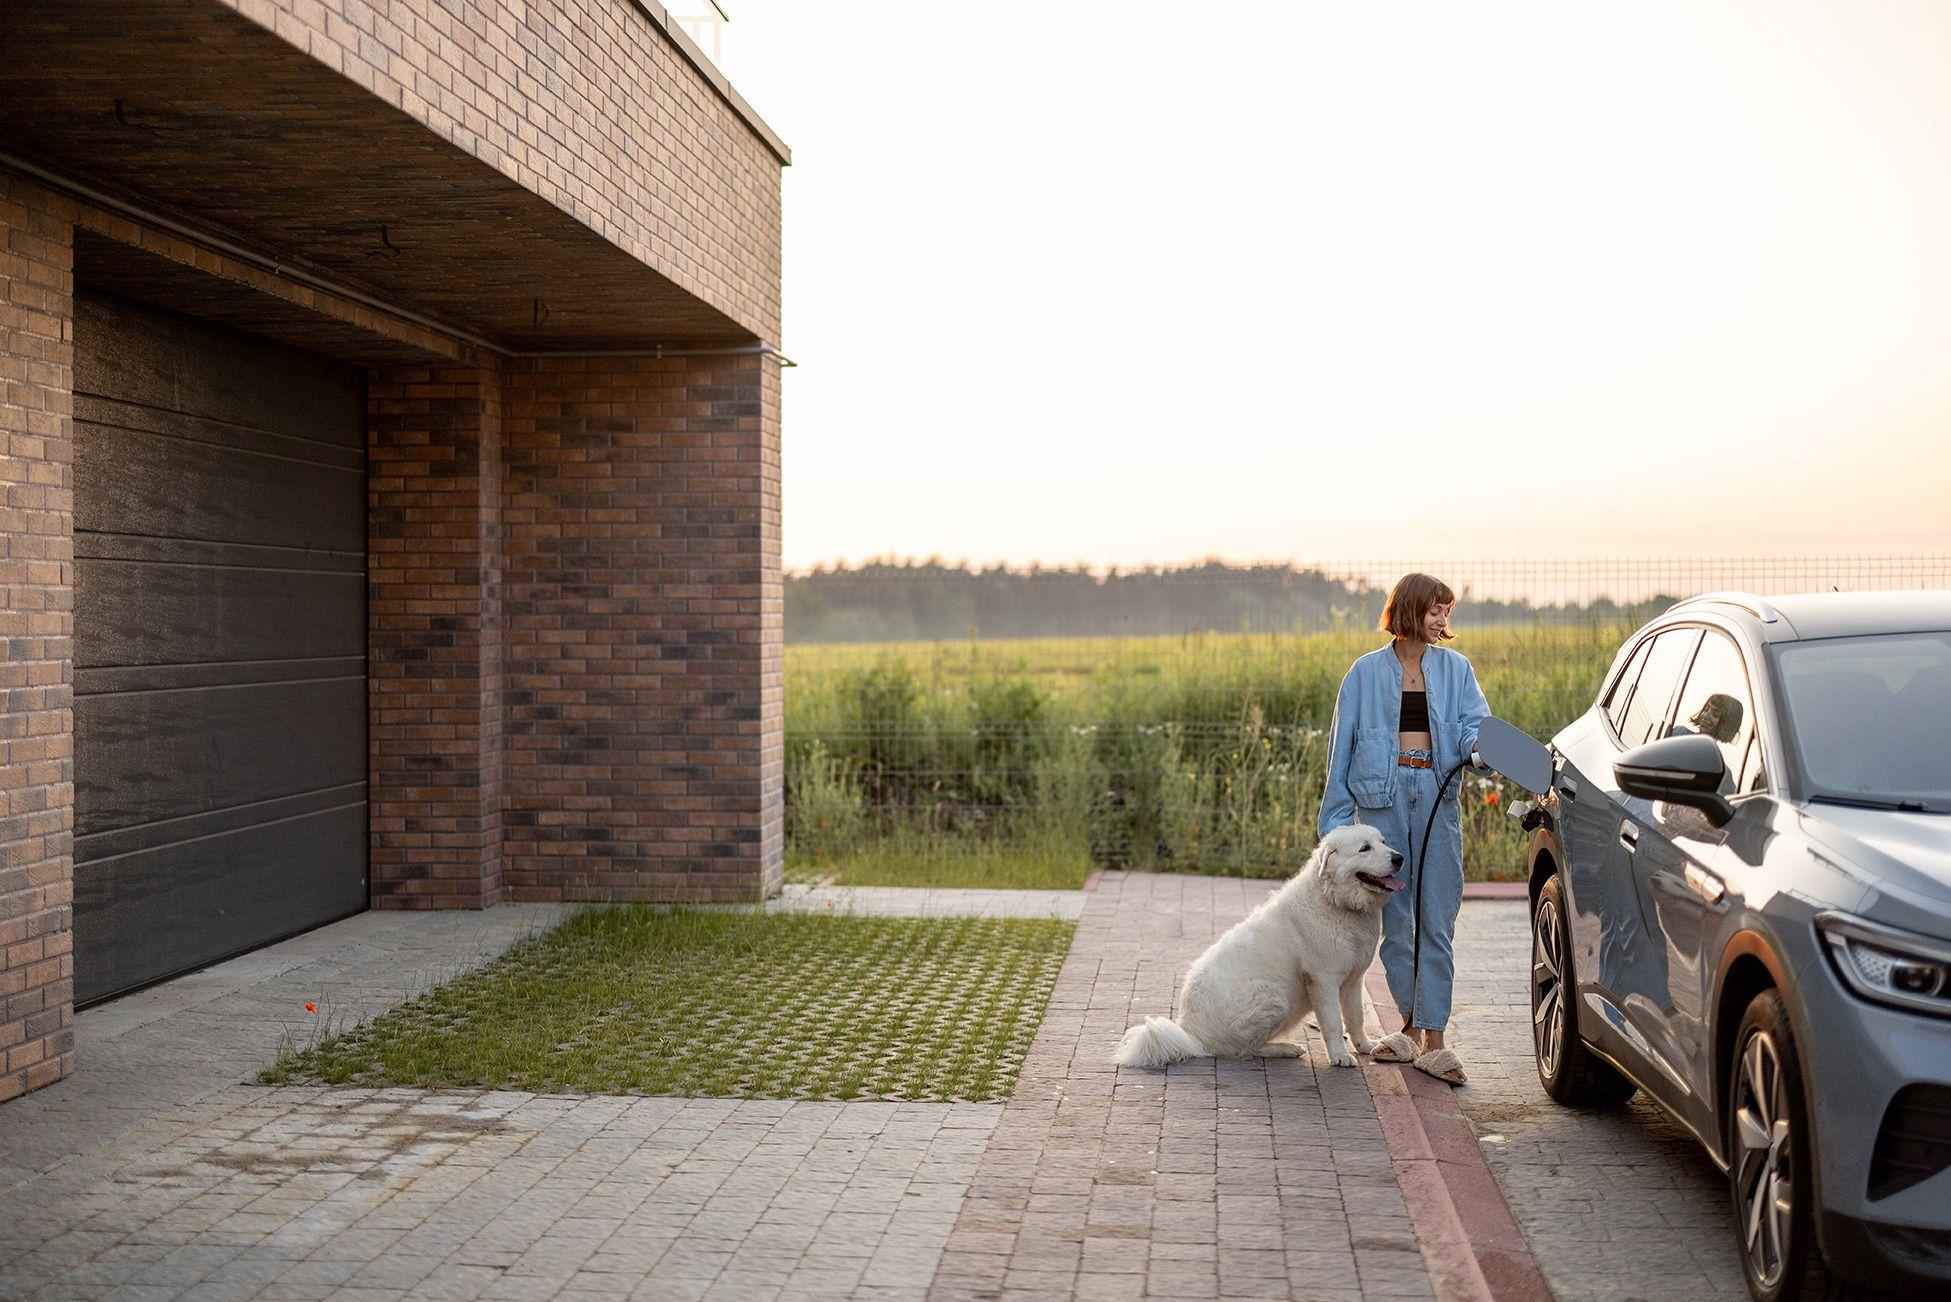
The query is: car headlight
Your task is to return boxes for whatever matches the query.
[1817,912,1951,1017]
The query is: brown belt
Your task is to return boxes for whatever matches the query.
[1396,755,1433,769]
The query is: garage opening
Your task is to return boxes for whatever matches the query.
[72,290,369,1005]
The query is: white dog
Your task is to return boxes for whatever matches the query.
[1112,824,1405,1069]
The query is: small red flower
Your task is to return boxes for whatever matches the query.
[305,1002,317,1013]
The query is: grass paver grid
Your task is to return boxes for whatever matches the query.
[261,907,1074,1104]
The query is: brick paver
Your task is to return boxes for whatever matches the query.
[931,871,1432,1302]
[1451,900,1744,1300]
[1,883,1580,1301]
[0,1087,996,1300]
[0,906,573,1198]
[0,898,1018,1301]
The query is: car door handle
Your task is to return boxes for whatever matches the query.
[1619,821,1639,852]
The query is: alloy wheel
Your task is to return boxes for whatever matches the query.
[1733,1030,1793,1292]
[1531,895,1565,1078]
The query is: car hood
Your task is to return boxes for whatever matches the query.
[1799,805,1951,910]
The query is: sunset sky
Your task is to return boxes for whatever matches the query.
[708,1,1951,575]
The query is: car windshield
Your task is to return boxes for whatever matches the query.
[1773,632,1951,811]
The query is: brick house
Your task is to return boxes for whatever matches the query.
[0,0,788,1103]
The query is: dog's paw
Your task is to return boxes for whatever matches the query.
[1329,1050,1359,1068]
[1351,1035,1376,1055]
[1256,1041,1306,1058]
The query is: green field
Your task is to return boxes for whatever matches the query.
[785,622,1636,886]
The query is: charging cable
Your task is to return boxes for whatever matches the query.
[1408,751,1482,1030]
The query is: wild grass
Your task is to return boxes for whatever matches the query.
[785,622,1634,884]
[261,906,1074,1103]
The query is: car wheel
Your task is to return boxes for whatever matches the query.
[1728,990,1845,1301]
[1532,874,1637,1106]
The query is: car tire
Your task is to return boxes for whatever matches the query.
[1532,874,1637,1107]
[1728,990,1853,1301]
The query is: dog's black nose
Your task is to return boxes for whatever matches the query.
[1390,852,1404,867]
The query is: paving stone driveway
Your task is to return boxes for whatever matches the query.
[1,1088,997,1300]
[0,894,1048,1301]
[6,881,1764,1301]
[0,906,572,1194]
[1450,901,1745,1301]
[931,872,1431,1302]
[1,876,1453,1301]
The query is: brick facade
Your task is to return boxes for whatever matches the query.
[500,355,783,902]
[224,0,786,342]
[368,364,506,909]
[0,0,786,1100]
[0,174,76,1103]
[365,353,784,909]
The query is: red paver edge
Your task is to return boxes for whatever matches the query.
[1360,962,1555,1302]
[1462,881,1528,899]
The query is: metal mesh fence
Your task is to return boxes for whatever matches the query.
[782,557,1951,886]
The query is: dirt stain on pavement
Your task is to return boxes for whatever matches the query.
[125,1104,510,1183]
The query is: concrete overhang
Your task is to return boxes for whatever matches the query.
[0,0,786,354]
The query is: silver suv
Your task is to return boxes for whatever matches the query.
[1525,591,1951,1299]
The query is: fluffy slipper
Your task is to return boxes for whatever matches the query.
[1370,1032,1418,1064]
[1413,1047,1468,1086]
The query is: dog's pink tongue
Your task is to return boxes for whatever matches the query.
[1382,875,1406,892]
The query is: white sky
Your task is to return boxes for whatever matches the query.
[706,1,1951,575]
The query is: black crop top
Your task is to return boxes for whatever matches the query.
[1399,688,1430,733]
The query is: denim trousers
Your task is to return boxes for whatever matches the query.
[1357,747,1464,1031]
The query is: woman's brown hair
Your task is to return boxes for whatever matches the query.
[1378,572,1457,642]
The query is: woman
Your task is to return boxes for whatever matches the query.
[1316,572,1489,1085]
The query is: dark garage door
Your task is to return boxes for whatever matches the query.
[73,291,368,1005]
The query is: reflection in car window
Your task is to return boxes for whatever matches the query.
[1666,631,1756,795]
[1618,629,1702,749]
[1603,638,1652,735]
[1775,632,1951,807]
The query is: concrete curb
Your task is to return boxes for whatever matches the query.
[1360,962,1554,1302]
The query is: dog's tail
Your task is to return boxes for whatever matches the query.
[1112,1016,1205,1068]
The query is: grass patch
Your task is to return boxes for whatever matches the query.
[785,822,1093,889]
[260,906,1074,1103]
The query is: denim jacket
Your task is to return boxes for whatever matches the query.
[1316,643,1491,838]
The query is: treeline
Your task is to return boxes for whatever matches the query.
[785,558,1676,644]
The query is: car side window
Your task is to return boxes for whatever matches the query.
[1617,628,1702,749]
[1602,638,1652,735]
[1666,630,1758,795]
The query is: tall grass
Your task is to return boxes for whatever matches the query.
[786,622,1636,886]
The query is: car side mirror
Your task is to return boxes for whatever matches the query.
[1614,733,1734,826]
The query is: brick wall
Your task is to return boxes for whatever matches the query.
[225,0,786,343]
[367,352,783,908]
[500,353,782,901]
[368,364,505,909]
[0,174,75,1103]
